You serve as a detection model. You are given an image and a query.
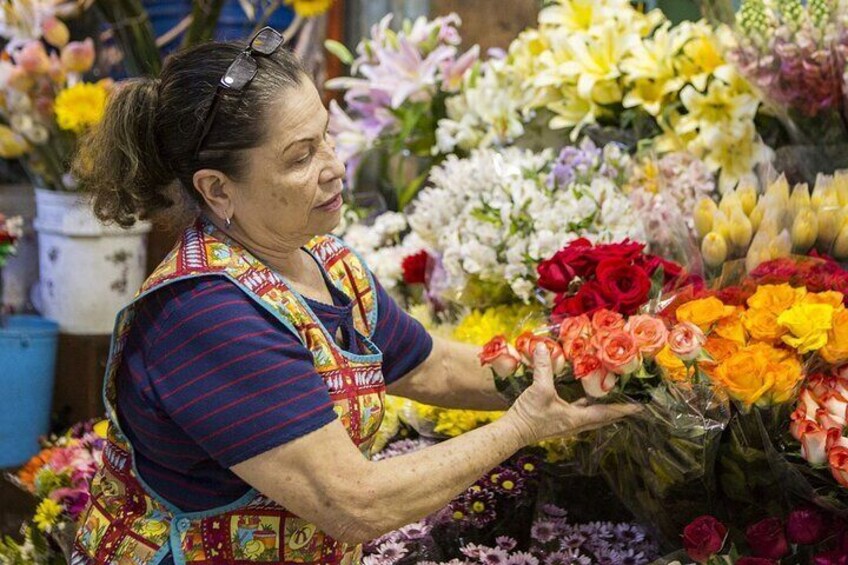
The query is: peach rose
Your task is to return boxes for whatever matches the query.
[558,314,592,345]
[562,335,594,362]
[668,322,706,362]
[625,315,668,358]
[478,336,521,378]
[573,353,617,398]
[591,309,625,333]
[597,330,642,375]
[830,446,848,488]
[514,332,567,375]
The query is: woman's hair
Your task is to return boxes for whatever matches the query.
[75,40,306,228]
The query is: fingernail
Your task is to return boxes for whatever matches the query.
[534,343,545,355]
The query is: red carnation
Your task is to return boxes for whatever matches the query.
[683,515,727,563]
[401,251,429,285]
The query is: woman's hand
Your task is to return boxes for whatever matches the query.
[506,344,639,444]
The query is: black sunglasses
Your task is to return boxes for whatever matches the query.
[194,27,285,157]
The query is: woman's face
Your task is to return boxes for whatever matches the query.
[231,78,346,245]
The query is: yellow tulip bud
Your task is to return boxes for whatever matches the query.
[729,208,753,250]
[745,247,770,274]
[833,223,848,260]
[790,208,818,253]
[749,201,765,232]
[719,191,743,217]
[701,232,728,269]
[694,198,717,239]
[768,229,792,259]
[788,183,811,218]
[817,206,844,249]
[833,171,848,206]
[712,210,731,240]
[737,183,758,216]
[766,174,790,206]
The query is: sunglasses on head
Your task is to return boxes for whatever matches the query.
[194,27,285,158]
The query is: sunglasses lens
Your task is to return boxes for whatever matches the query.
[251,27,284,55]
[221,53,257,89]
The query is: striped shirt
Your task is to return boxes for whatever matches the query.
[115,273,432,514]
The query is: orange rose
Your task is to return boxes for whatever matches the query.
[656,345,689,382]
[829,446,848,488]
[479,335,521,378]
[714,307,747,345]
[746,284,806,313]
[562,335,594,362]
[597,330,642,375]
[514,332,567,375]
[712,343,802,406]
[801,291,845,312]
[675,297,736,332]
[591,309,625,333]
[701,337,740,377]
[821,309,848,365]
[625,315,668,358]
[558,314,592,345]
[742,308,786,342]
[573,353,617,398]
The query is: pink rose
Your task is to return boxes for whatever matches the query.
[558,314,592,345]
[591,309,625,333]
[573,354,617,398]
[794,419,829,465]
[668,322,706,362]
[625,315,669,358]
[478,336,521,378]
[514,332,567,375]
[597,330,642,375]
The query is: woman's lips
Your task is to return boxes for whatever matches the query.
[316,193,343,212]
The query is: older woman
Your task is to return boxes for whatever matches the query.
[71,28,634,565]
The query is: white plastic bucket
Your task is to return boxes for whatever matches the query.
[33,188,151,334]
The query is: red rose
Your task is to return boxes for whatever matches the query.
[814,551,848,565]
[537,239,597,292]
[715,285,754,307]
[552,282,613,320]
[750,257,800,283]
[683,515,727,563]
[595,259,651,314]
[787,506,829,545]
[746,517,789,560]
[401,251,430,285]
[587,239,644,264]
[736,558,777,565]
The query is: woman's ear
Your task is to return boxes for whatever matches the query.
[193,169,235,220]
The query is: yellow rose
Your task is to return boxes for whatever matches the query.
[712,344,773,406]
[676,297,736,332]
[714,307,747,345]
[777,303,835,354]
[821,308,848,364]
[801,291,846,313]
[742,307,786,342]
[656,344,688,383]
[746,284,807,313]
[766,355,803,405]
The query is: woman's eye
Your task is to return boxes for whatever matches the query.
[295,149,313,164]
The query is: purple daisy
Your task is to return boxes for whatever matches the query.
[375,541,408,564]
[507,551,539,565]
[495,536,518,551]
[530,520,559,544]
[479,547,510,565]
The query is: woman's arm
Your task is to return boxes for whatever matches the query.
[387,335,507,410]
[232,347,637,545]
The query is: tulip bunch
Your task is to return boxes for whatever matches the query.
[694,172,848,274]
[0,9,108,190]
[680,508,837,564]
[479,307,709,400]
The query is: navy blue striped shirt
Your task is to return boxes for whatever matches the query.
[115,273,432,513]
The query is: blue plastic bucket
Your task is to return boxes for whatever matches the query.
[0,315,59,468]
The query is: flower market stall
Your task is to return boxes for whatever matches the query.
[9,1,848,564]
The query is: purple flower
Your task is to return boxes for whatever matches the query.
[489,469,524,498]
[531,520,559,544]
[479,547,510,565]
[607,548,646,565]
[559,532,587,551]
[507,551,539,565]
[540,504,568,518]
[397,521,430,540]
[613,523,646,545]
[375,541,408,564]
[544,550,591,565]
[461,543,489,560]
[495,536,517,551]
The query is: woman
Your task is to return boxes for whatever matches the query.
[71,28,635,565]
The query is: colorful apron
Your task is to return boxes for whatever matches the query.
[72,220,386,565]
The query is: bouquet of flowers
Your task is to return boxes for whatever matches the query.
[326,13,479,209]
[479,239,728,547]
[0,212,23,319]
[0,7,109,190]
[407,141,643,307]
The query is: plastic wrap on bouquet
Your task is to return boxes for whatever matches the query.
[576,383,730,549]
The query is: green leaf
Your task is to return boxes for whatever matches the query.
[324,40,354,65]
[397,170,430,210]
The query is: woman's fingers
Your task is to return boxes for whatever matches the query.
[532,343,553,385]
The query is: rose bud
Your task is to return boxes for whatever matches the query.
[794,419,829,465]
[478,336,521,378]
[683,515,727,563]
[42,16,70,48]
[830,446,848,488]
[15,41,50,74]
[786,506,829,546]
[669,322,706,362]
[746,517,789,560]
[61,38,96,74]
[573,354,616,398]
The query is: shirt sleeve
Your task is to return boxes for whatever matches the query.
[143,278,338,468]
[370,276,434,384]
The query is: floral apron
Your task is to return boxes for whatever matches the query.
[72,220,386,565]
